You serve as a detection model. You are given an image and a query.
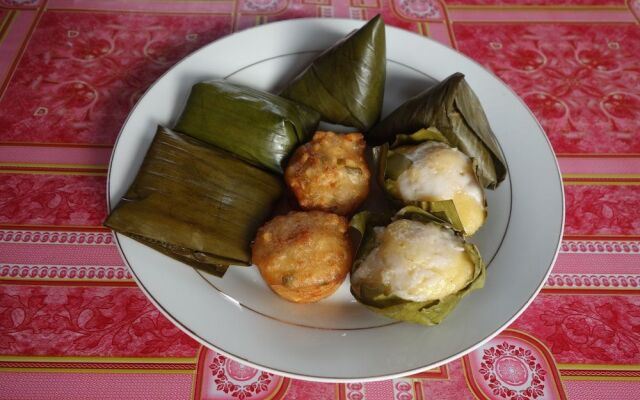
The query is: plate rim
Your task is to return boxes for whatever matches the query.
[106,17,565,382]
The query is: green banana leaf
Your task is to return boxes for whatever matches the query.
[105,126,284,277]
[280,15,385,131]
[374,127,485,236]
[349,206,486,325]
[368,73,507,189]
[174,80,320,174]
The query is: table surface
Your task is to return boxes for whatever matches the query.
[0,0,639,399]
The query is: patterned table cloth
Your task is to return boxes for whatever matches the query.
[0,0,638,399]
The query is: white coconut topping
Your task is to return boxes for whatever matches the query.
[396,141,484,205]
[352,219,474,302]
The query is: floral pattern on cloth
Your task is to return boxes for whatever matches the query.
[0,12,232,145]
[454,23,640,154]
[445,0,624,4]
[464,329,567,399]
[512,294,640,364]
[194,349,289,400]
[0,174,106,226]
[0,285,199,357]
[564,185,640,236]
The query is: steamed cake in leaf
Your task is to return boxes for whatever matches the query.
[105,126,283,277]
[349,207,486,325]
[280,15,386,131]
[175,80,320,174]
[376,128,487,236]
[368,72,507,189]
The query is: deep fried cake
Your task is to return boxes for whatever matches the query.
[252,211,352,303]
[285,131,370,215]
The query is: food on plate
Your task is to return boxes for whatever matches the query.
[353,220,473,302]
[377,128,486,236]
[396,142,485,235]
[349,207,485,325]
[252,211,352,303]
[108,16,500,328]
[174,80,320,174]
[105,126,283,277]
[285,131,370,215]
[368,72,507,189]
[280,15,385,131]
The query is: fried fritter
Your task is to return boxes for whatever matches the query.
[252,211,352,303]
[285,131,370,215]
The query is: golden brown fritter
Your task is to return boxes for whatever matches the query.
[285,131,370,215]
[251,211,352,303]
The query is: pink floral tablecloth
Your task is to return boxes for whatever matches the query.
[0,0,639,399]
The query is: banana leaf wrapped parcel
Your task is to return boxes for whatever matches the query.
[349,206,486,325]
[105,126,283,277]
[175,80,320,174]
[368,72,507,189]
[280,15,385,131]
[374,127,487,236]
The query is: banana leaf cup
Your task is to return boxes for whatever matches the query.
[105,126,284,277]
[280,15,386,131]
[349,206,486,326]
[368,72,507,189]
[374,127,487,236]
[174,80,320,174]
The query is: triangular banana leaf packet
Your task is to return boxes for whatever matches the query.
[280,15,386,131]
[349,206,486,325]
[368,72,507,189]
[373,127,487,236]
[105,126,284,277]
[174,80,320,174]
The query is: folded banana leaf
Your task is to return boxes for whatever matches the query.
[349,206,486,325]
[174,80,320,174]
[368,72,507,189]
[105,126,284,277]
[374,127,485,236]
[279,15,385,131]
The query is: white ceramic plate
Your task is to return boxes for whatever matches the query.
[107,18,564,382]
